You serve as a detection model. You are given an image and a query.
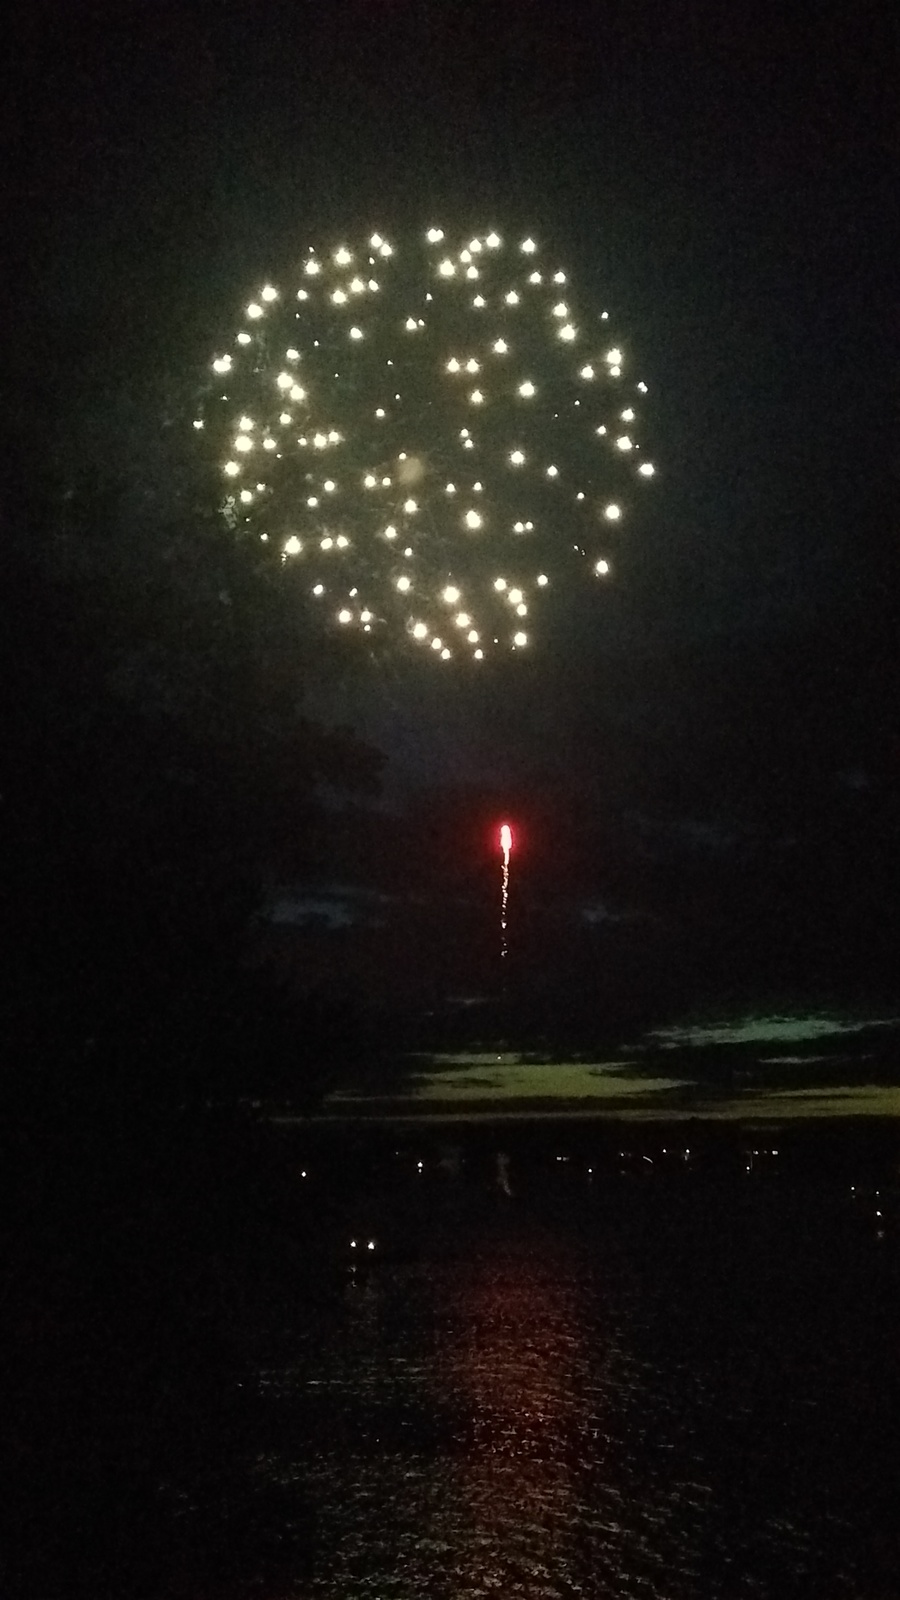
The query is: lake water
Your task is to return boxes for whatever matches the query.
[181,1132,900,1599]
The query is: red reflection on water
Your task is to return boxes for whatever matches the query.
[432,1229,601,1581]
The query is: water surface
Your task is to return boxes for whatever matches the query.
[209,1152,900,1598]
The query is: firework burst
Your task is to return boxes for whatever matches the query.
[199,228,656,659]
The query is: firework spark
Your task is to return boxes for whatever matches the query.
[200,229,656,658]
[499,822,512,962]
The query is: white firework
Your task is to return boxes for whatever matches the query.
[199,228,656,660]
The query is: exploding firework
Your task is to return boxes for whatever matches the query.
[198,228,655,659]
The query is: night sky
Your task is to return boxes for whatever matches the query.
[3,0,898,1009]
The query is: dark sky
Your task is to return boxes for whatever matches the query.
[3,0,898,825]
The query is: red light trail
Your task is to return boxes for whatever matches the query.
[499,822,513,961]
